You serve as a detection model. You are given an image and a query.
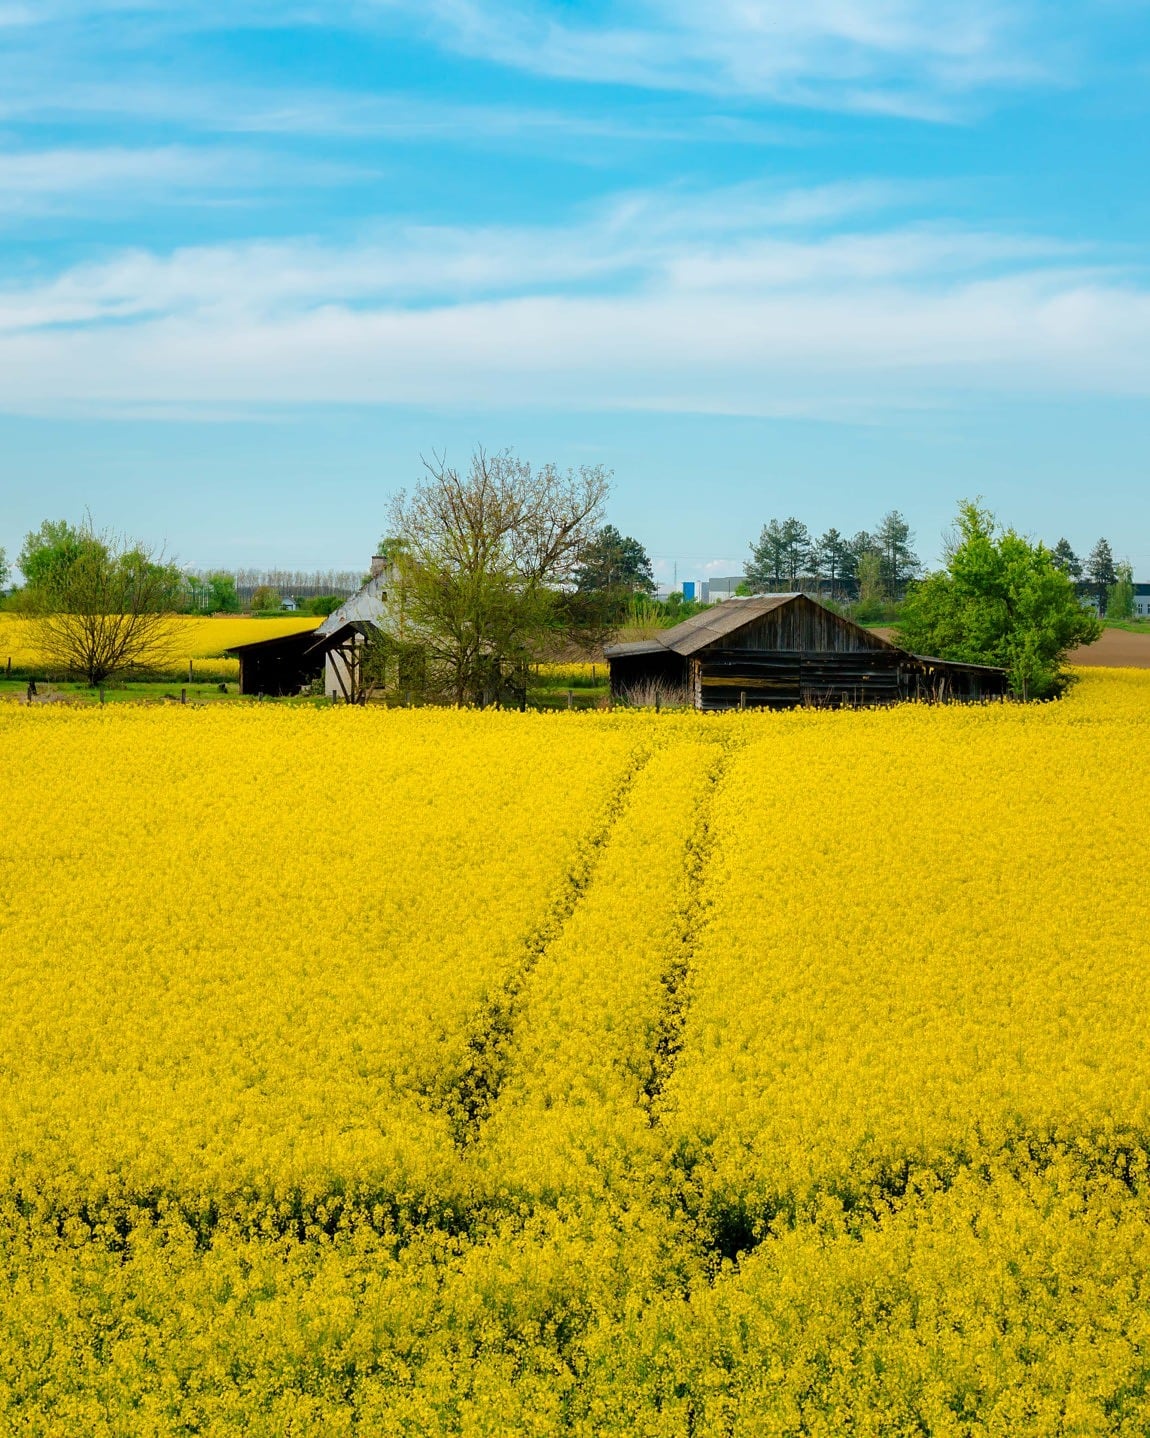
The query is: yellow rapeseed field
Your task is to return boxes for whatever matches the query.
[1,670,1148,1434]
[0,613,319,681]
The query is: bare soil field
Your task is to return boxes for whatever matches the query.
[872,626,1150,668]
[1068,628,1150,667]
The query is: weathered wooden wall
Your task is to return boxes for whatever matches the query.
[694,649,908,711]
[719,596,891,653]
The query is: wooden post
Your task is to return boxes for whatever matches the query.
[5,656,10,677]
[99,685,105,705]
[655,693,661,714]
[332,690,337,705]
[592,663,597,684]
[567,690,573,710]
[739,691,746,711]
[188,659,194,683]
[181,688,186,705]
[406,691,412,707]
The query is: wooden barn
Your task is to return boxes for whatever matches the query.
[228,628,324,697]
[605,593,1007,710]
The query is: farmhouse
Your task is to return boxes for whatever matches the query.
[227,558,389,698]
[605,593,1007,710]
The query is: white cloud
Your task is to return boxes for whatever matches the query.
[388,0,1046,116]
[0,144,373,220]
[0,0,1068,119]
[0,183,1146,416]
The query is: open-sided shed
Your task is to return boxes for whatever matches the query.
[227,629,324,697]
[605,594,1007,710]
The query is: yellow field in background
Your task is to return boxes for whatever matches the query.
[1,671,1148,1433]
[0,613,320,674]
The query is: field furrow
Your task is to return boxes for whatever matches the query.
[469,734,726,1206]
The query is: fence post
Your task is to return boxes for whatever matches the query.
[5,656,10,678]
[188,659,194,683]
[655,693,661,714]
[332,690,337,705]
[99,685,105,705]
[181,688,186,705]
[567,690,573,710]
[739,691,746,711]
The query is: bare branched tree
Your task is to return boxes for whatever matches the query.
[385,448,610,704]
[19,519,184,685]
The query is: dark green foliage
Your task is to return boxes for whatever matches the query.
[303,594,343,617]
[1051,539,1082,580]
[207,573,241,612]
[747,517,810,590]
[575,525,655,596]
[1086,538,1117,613]
[897,500,1102,699]
[873,510,920,596]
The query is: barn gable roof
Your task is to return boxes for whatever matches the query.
[605,593,900,659]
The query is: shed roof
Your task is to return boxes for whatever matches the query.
[604,593,900,659]
[225,628,321,655]
[314,574,387,637]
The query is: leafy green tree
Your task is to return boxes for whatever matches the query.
[1086,538,1116,613]
[385,447,609,704]
[0,546,8,594]
[208,572,241,613]
[19,518,184,685]
[897,500,1101,699]
[304,594,343,617]
[1050,538,1082,580]
[854,549,887,620]
[844,531,875,590]
[17,519,87,588]
[250,585,281,613]
[1107,562,1136,621]
[575,525,655,595]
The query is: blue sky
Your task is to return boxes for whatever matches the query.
[2,1,1149,581]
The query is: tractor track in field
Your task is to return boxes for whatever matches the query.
[642,740,732,1122]
[430,741,657,1150]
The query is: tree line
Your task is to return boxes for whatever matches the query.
[0,453,1136,700]
[746,511,920,600]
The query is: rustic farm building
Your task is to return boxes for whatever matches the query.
[605,594,1006,710]
[310,567,388,703]
[228,629,324,697]
[226,561,389,699]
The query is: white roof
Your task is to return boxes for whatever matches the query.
[314,574,387,637]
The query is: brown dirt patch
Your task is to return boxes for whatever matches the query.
[1068,628,1150,667]
[870,625,1150,667]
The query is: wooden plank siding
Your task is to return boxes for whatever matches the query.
[693,648,909,711]
[718,599,891,654]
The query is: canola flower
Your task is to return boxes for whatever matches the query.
[0,613,318,680]
[1,671,1149,1433]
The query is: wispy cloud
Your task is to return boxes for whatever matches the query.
[385,0,1048,117]
[0,182,1146,416]
[0,0,1075,118]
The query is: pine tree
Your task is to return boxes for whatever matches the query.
[1050,538,1082,580]
[747,519,788,591]
[874,511,920,598]
[1086,538,1116,613]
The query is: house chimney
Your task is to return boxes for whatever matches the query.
[370,554,386,579]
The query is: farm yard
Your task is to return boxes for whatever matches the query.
[1,669,1149,1433]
